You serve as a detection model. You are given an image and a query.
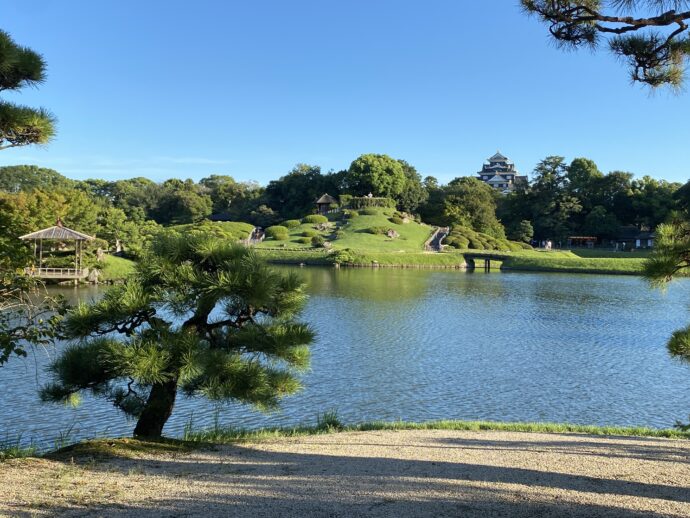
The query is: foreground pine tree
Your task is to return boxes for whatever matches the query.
[41,232,314,437]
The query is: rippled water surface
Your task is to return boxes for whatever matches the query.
[4,268,690,447]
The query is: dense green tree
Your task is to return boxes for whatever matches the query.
[522,1,690,88]
[344,154,407,200]
[397,160,429,213]
[528,156,582,241]
[506,219,534,243]
[630,176,681,229]
[0,30,56,149]
[582,205,620,238]
[41,231,315,437]
[566,158,603,214]
[149,179,212,225]
[248,204,280,227]
[0,165,74,193]
[423,176,439,191]
[200,174,263,219]
[421,177,506,238]
[263,164,330,219]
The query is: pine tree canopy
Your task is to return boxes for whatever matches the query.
[521,1,690,88]
[41,232,315,437]
[0,30,56,150]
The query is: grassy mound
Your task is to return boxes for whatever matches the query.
[98,255,136,281]
[255,208,434,253]
[444,226,528,252]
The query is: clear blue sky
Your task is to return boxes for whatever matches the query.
[2,0,689,185]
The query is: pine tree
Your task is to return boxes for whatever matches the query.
[522,1,690,88]
[41,232,315,437]
[0,29,56,150]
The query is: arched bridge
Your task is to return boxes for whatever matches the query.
[463,253,510,271]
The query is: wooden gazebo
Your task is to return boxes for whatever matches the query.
[19,218,95,280]
[315,193,337,215]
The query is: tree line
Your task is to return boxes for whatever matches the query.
[1,152,685,264]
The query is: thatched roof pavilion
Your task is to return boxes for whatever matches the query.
[315,193,338,214]
[19,218,95,280]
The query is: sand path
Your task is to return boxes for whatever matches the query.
[2,429,690,517]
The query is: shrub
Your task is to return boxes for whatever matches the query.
[360,208,379,216]
[311,235,325,247]
[367,226,390,235]
[265,225,289,239]
[282,219,301,229]
[297,237,311,244]
[334,230,345,239]
[343,210,359,219]
[301,230,319,237]
[302,214,328,224]
[339,194,352,208]
[349,196,395,209]
[388,216,404,225]
[468,237,485,250]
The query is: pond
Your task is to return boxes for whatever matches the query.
[3,268,690,448]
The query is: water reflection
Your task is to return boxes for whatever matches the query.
[2,268,690,448]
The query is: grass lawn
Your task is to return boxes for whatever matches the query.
[466,249,647,274]
[254,209,435,253]
[98,255,136,281]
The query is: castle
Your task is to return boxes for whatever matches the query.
[477,152,527,193]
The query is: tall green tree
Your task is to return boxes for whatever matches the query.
[0,30,55,149]
[529,156,582,241]
[149,179,212,225]
[397,160,428,213]
[344,154,407,200]
[420,177,506,238]
[41,232,314,437]
[200,174,263,219]
[522,1,690,88]
[263,164,330,219]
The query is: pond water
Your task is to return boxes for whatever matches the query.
[3,268,690,448]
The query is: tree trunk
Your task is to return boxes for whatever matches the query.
[133,378,178,438]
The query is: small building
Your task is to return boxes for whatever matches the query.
[614,226,655,250]
[315,193,338,215]
[477,151,528,194]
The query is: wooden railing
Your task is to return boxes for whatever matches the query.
[24,267,89,279]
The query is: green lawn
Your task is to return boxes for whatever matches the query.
[98,255,136,281]
[464,249,647,274]
[254,209,435,253]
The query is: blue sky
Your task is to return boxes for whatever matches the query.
[2,0,689,185]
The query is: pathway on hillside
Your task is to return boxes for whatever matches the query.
[3,429,690,517]
[426,226,449,252]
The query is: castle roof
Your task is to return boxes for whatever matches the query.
[488,151,510,163]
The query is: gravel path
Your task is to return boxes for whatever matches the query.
[3,429,690,517]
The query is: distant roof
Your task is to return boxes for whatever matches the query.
[315,193,337,205]
[487,175,507,183]
[488,151,510,162]
[19,218,95,241]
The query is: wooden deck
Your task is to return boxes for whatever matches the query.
[24,267,90,280]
